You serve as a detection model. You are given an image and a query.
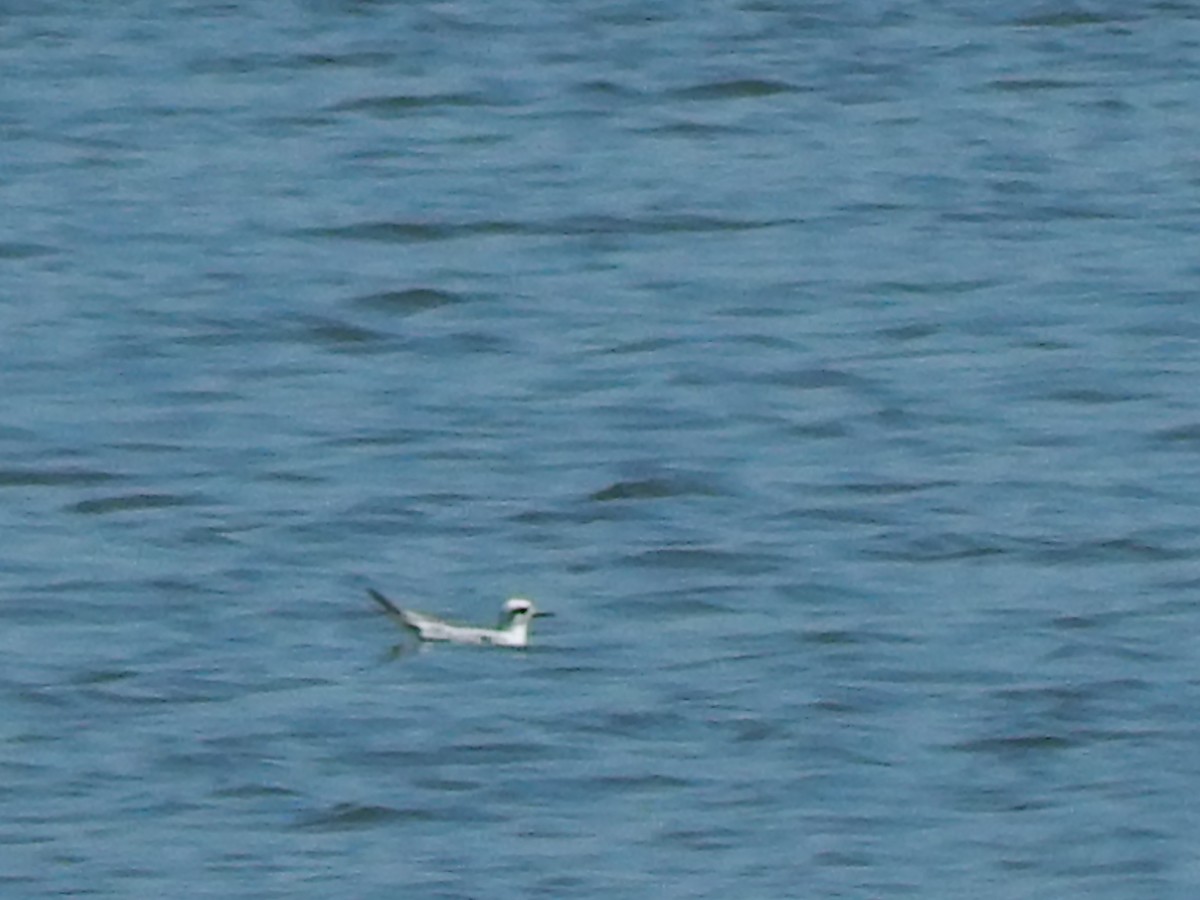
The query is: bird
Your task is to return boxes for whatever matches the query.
[367,588,551,648]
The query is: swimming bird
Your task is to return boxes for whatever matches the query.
[367,588,551,648]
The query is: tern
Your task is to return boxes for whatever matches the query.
[367,588,551,648]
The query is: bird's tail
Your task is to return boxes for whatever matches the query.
[367,588,406,620]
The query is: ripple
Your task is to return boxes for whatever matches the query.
[0,467,118,488]
[284,51,396,71]
[350,288,465,316]
[865,532,1008,562]
[868,278,999,296]
[670,78,799,101]
[1013,11,1123,27]
[298,220,517,243]
[438,741,550,766]
[331,92,493,116]
[1151,422,1200,445]
[589,475,721,502]
[867,531,1191,564]
[647,120,749,138]
[599,336,686,355]
[574,78,641,100]
[213,783,299,800]
[752,366,877,390]
[68,493,202,515]
[1039,387,1145,405]
[1032,536,1191,564]
[656,826,738,851]
[835,479,955,496]
[589,772,693,793]
[0,241,55,259]
[630,546,785,574]
[576,709,692,739]
[295,803,441,831]
[985,77,1081,93]
[295,317,388,350]
[66,668,135,686]
[563,213,782,235]
[299,213,785,244]
[952,733,1077,755]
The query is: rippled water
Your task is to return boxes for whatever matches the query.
[4,3,1200,897]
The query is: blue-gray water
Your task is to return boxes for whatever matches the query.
[4,3,1200,897]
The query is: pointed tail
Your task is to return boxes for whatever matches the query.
[367,588,406,621]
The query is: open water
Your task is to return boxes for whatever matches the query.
[4,2,1200,897]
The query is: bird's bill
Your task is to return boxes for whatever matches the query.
[533,611,555,618]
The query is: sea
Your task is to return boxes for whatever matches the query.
[3,2,1200,897]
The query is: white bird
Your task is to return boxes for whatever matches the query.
[367,588,551,648]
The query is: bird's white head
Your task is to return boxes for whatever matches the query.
[503,597,536,618]
[500,597,552,627]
